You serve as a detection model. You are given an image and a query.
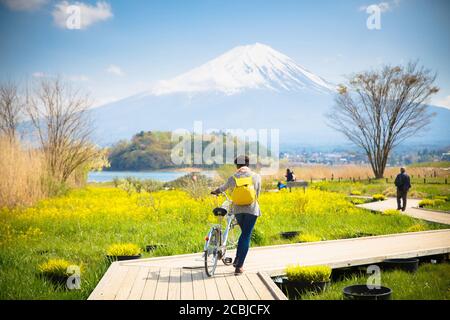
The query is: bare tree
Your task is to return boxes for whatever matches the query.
[0,80,24,141]
[27,77,99,183]
[327,62,439,178]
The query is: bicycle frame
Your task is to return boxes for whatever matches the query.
[204,192,239,276]
[203,192,236,252]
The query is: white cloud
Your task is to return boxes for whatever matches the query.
[52,1,113,29]
[106,65,124,76]
[434,95,450,110]
[0,0,48,11]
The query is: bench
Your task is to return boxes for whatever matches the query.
[286,180,308,192]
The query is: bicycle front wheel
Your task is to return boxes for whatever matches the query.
[204,227,220,277]
[227,218,241,249]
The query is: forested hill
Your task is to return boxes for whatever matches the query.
[107,131,174,170]
[106,131,265,171]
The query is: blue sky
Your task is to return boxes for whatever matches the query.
[0,0,449,108]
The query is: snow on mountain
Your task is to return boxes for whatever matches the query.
[91,43,450,147]
[150,43,334,96]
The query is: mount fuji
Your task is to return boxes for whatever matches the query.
[91,43,450,147]
[150,43,334,95]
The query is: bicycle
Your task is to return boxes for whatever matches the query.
[203,192,241,277]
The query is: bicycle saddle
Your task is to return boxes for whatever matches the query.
[213,207,227,216]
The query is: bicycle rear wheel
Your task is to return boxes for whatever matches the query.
[204,227,220,277]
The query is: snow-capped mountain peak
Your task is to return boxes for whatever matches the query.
[150,43,334,95]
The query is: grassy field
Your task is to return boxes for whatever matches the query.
[310,179,450,199]
[302,263,450,300]
[274,164,449,181]
[421,199,450,213]
[409,161,450,168]
[0,185,447,299]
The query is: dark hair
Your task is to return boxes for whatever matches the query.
[234,155,250,168]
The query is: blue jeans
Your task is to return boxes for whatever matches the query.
[234,213,258,268]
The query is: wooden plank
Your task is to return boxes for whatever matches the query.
[127,267,151,300]
[141,267,160,300]
[235,272,260,300]
[154,268,170,300]
[88,262,120,300]
[225,275,247,300]
[99,265,130,300]
[203,272,221,300]
[257,272,288,300]
[214,274,234,300]
[180,269,194,300]
[246,273,274,300]
[115,266,141,300]
[89,230,450,300]
[167,268,181,300]
[191,270,207,300]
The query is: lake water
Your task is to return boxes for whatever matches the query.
[87,170,216,183]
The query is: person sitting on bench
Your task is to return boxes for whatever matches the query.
[285,169,296,182]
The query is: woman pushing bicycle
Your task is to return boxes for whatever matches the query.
[211,155,262,275]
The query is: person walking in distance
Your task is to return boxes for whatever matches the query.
[394,167,411,211]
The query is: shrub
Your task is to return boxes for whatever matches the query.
[349,198,366,205]
[409,190,426,199]
[141,179,164,193]
[382,187,397,197]
[38,259,72,277]
[350,190,362,196]
[0,136,46,208]
[297,233,321,243]
[285,265,331,283]
[117,179,135,196]
[434,196,448,201]
[372,194,386,201]
[251,228,265,245]
[407,223,427,232]
[165,173,213,199]
[419,199,434,208]
[433,199,446,206]
[106,243,141,256]
[382,209,400,216]
[261,178,277,191]
[112,177,120,188]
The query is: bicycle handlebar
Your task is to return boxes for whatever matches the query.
[211,190,231,202]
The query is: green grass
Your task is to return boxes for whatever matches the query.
[409,161,450,168]
[312,179,450,199]
[0,186,447,299]
[422,200,450,213]
[302,263,450,300]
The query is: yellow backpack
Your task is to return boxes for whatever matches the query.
[231,176,256,205]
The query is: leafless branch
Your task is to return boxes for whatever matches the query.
[326,62,438,178]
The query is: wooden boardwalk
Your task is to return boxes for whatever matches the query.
[88,266,286,300]
[89,229,450,300]
[357,198,450,225]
